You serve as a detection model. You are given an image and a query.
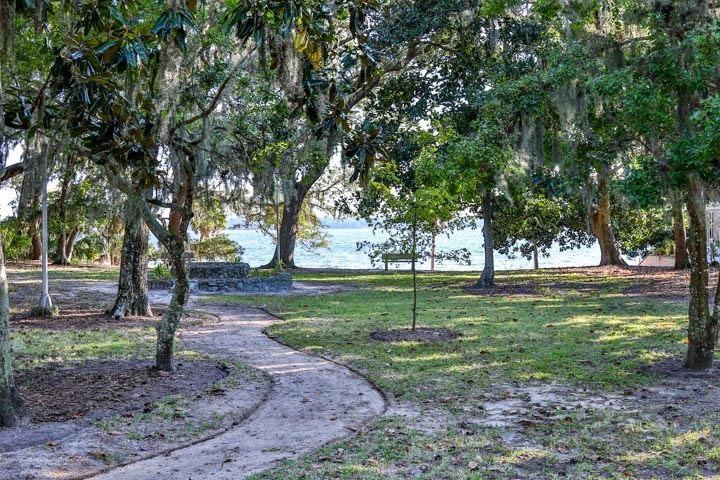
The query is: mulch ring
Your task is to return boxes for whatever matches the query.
[16,359,229,423]
[371,327,461,343]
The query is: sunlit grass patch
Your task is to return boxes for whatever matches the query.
[12,327,157,370]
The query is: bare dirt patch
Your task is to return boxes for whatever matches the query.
[12,309,159,330]
[459,266,719,302]
[371,327,460,342]
[17,359,228,423]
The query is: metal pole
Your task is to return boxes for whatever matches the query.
[275,176,281,269]
[39,141,52,309]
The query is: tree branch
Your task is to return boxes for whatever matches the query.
[171,50,251,132]
[344,42,429,112]
[0,162,23,183]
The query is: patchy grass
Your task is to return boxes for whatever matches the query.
[6,262,119,282]
[12,327,156,370]
[213,268,720,479]
[215,269,686,398]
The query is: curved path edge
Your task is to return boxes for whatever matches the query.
[89,302,387,480]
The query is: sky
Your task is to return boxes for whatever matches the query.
[0,145,22,219]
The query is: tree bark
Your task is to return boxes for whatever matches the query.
[53,163,73,265]
[265,191,305,269]
[29,229,41,261]
[411,204,418,331]
[138,177,194,372]
[533,244,539,270]
[430,231,436,272]
[64,227,78,262]
[154,238,189,371]
[684,176,716,369]
[673,195,690,269]
[589,167,626,266]
[0,240,23,426]
[139,154,195,372]
[476,191,495,288]
[54,232,70,265]
[110,197,152,319]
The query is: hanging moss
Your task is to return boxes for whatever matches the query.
[515,112,545,168]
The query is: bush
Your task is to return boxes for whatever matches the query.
[150,263,173,280]
[189,234,244,262]
[0,218,31,261]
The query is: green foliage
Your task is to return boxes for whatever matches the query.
[150,262,172,280]
[190,234,243,262]
[614,205,672,258]
[0,218,31,261]
[355,132,468,268]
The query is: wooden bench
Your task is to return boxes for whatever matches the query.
[382,253,416,271]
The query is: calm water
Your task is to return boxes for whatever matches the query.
[225,224,621,271]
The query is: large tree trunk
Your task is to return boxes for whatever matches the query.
[0,240,23,426]
[110,197,152,319]
[673,195,690,269]
[54,232,70,265]
[589,168,626,266]
[265,191,305,269]
[64,228,78,262]
[29,229,41,261]
[476,191,495,288]
[684,176,717,369]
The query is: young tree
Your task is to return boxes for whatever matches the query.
[357,135,467,329]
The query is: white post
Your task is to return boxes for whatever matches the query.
[274,176,281,269]
[38,141,52,309]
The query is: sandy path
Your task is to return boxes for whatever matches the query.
[90,304,386,480]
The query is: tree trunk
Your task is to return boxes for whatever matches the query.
[54,234,70,267]
[673,195,690,269]
[476,191,495,288]
[54,232,70,265]
[110,197,152,319]
[684,176,716,369]
[155,240,189,372]
[411,205,418,331]
[53,163,73,266]
[142,154,195,372]
[533,244,539,270]
[0,240,23,426]
[589,168,626,266]
[265,190,305,269]
[430,231,436,272]
[29,229,41,261]
[64,228,78,262]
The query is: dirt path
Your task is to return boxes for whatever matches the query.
[90,304,386,480]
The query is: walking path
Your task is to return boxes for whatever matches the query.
[91,304,386,480]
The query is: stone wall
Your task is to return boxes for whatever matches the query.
[148,272,292,293]
[193,273,293,293]
[188,262,251,279]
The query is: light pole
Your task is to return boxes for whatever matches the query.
[33,141,56,317]
[274,175,282,270]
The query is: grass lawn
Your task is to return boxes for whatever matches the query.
[206,268,720,479]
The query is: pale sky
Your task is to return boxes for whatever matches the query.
[0,145,21,219]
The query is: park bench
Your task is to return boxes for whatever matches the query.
[382,253,416,271]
